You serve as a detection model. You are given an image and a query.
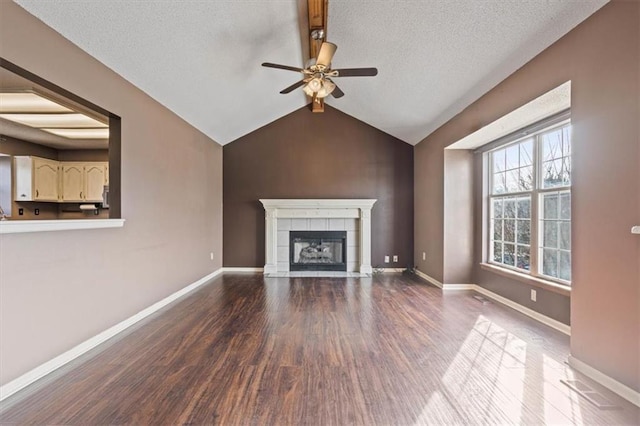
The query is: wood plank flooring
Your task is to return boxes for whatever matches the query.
[1,273,638,425]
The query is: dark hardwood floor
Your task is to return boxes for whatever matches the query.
[1,273,638,425]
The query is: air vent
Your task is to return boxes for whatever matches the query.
[472,295,490,304]
[561,380,621,410]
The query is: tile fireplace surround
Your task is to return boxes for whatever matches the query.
[260,199,377,275]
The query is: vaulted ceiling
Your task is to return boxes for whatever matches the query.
[14,0,607,146]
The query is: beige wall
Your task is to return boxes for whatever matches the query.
[0,2,223,385]
[443,150,474,284]
[414,1,639,391]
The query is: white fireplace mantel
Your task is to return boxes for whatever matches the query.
[260,199,377,274]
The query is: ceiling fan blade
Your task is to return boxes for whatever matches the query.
[316,42,337,68]
[279,80,307,94]
[330,83,344,99]
[332,67,378,77]
[262,62,306,73]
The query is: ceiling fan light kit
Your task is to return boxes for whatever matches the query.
[262,41,377,102]
[261,0,377,111]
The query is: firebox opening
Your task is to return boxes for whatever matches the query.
[289,230,347,271]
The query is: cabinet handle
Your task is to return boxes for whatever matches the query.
[80,191,83,199]
[36,189,39,197]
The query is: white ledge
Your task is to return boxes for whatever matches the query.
[0,219,125,234]
[260,199,376,209]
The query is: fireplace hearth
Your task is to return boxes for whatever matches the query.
[290,231,347,271]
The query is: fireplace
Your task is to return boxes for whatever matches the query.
[290,231,347,271]
[260,199,376,274]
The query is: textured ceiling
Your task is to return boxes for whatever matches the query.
[14,0,607,145]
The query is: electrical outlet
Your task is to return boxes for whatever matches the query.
[422,252,426,261]
[384,255,390,263]
[531,289,537,302]
[34,208,39,215]
[393,255,398,263]
[210,252,214,260]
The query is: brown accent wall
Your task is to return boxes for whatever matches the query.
[58,149,109,162]
[223,105,414,268]
[0,2,223,385]
[414,1,639,391]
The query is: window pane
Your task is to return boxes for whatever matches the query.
[517,220,530,245]
[493,149,505,173]
[493,242,503,263]
[542,129,562,161]
[504,219,515,242]
[503,243,515,266]
[504,199,516,218]
[517,197,531,219]
[543,221,558,248]
[493,172,506,194]
[506,145,519,170]
[543,159,564,188]
[543,193,559,219]
[542,248,558,277]
[517,245,530,271]
[559,251,571,281]
[493,219,503,241]
[493,198,503,218]
[562,157,571,186]
[520,140,533,166]
[560,192,571,220]
[560,222,571,250]
[518,166,533,191]
[562,127,571,156]
[506,169,519,192]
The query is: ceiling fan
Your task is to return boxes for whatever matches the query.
[262,41,378,100]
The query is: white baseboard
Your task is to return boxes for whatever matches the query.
[442,283,476,290]
[413,269,570,335]
[379,268,405,273]
[223,267,264,273]
[414,269,443,288]
[472,285,570,335]
[568,355,640,407]
[0,268,223,402]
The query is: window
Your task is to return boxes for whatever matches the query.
[488,122,571,285]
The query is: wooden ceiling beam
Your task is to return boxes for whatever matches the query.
[308,0,328,112]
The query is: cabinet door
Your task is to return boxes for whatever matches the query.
[84,163,106,202]
[61,164,84,202]
[32,157,59,201]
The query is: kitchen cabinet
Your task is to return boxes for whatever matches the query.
[14,156,60,201]
[61,163,84,202]
[84,162,107,202]
[60,161,107,202]
[14,156,108,203]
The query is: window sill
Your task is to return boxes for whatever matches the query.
[480,263,570,296]
[0,219,125,234]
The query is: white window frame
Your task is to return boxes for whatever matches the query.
[487,119,571,287]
